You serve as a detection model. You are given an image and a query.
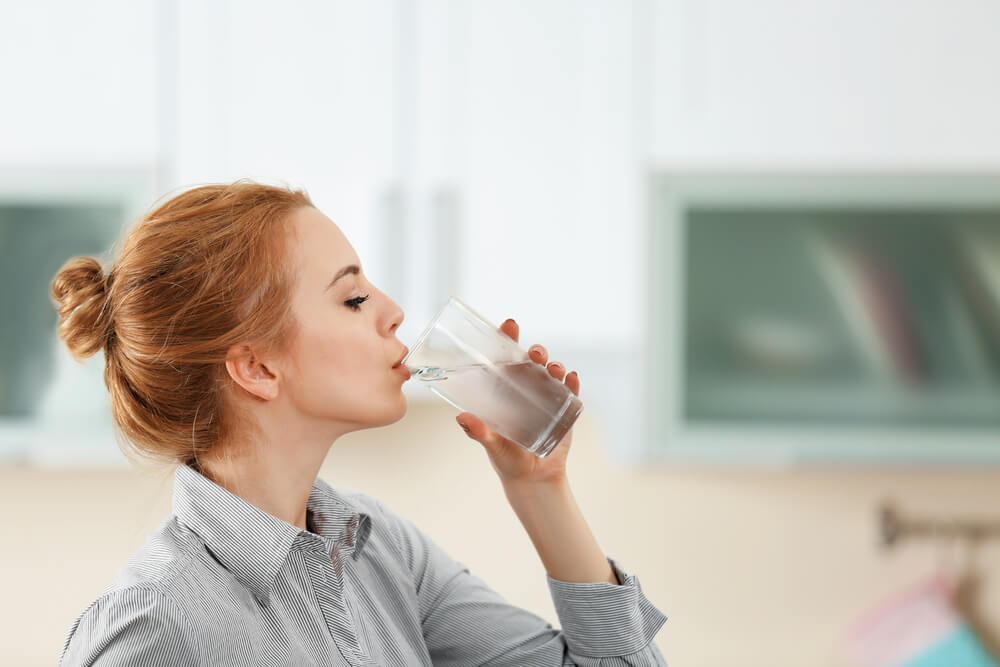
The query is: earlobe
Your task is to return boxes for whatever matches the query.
[225,345,280,401]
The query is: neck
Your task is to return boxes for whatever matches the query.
[196,436,333,532]
[195,392,354,531]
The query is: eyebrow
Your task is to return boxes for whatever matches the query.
[326,264,360,291]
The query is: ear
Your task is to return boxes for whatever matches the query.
[225,344,280,401]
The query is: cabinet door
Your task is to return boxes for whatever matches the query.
[413,0,641,345]
[171,0,402,296]
[650,0,1000,163]
[0,0,158,166]
[647,171,1000,464]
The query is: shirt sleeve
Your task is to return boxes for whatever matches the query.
[373,497,668,667]
[547,557,669,664]
[58,587,200,666]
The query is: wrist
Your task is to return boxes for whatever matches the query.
[502,474,570,505]
[501,475,615,584]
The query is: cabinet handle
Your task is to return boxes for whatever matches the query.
[430,186,461,304]
[377,184,407,305]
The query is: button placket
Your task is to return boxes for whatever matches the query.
[311,545,372,667]
[338,555,377,666]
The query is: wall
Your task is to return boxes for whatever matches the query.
[649,0,1000,165]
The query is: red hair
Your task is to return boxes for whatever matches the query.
[50,180,313,469]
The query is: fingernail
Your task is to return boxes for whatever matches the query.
[456,417,470,432]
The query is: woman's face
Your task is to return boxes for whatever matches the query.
[279,206,408,432]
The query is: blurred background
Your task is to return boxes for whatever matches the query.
[2,1,1000,665]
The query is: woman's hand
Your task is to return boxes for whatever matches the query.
[455,318,580,487]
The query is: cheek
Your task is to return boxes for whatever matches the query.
[295,325,370,380]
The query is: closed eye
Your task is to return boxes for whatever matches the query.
[345,294,370,311]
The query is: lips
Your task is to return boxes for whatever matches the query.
[392,346,409,369]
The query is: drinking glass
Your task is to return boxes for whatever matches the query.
[401,296,583,457]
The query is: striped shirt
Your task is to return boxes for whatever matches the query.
[59,463,668,666]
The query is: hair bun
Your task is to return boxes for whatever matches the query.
[50,256,114,360]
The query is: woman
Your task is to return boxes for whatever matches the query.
[51,181,668,666]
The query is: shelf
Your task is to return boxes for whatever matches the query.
[649,171,1000,463]
[687,378,1000,426]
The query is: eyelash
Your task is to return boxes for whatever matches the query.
[345,294,370,311]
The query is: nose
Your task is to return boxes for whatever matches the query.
[386,299,404,335]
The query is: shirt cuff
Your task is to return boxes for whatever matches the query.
[545,556,668,658]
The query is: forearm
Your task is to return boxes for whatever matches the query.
[503,477,618,585]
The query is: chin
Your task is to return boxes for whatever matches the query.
[387,392,408,423]
[321,389,408,432]
[366,391,408,427]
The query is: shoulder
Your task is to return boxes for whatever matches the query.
[328,486,458,577]
[325,486,430,562]
[106,516,201,590]
[330,487,405,550]
[332,486,397,522]
[331,485,381,512]
[59,585,199,665]
[59,516,210,665]
[326,486,413,545]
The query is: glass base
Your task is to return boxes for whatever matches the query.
[531,394,584,458]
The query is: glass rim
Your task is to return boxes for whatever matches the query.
[401,296,491,368]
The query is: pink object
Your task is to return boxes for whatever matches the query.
[841,573,962,667]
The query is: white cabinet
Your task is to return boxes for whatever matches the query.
[650,0,1000,165]
[169,0,403,298]
[388,1,649,461]
[168,0,645,345]
[407,1,643,346]
[0,0,159,167]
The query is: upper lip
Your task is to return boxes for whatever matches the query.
[392,347,409,368]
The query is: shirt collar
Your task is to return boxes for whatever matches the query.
[172,463,372,606]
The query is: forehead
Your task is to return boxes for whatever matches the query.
[289,206,355,263]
